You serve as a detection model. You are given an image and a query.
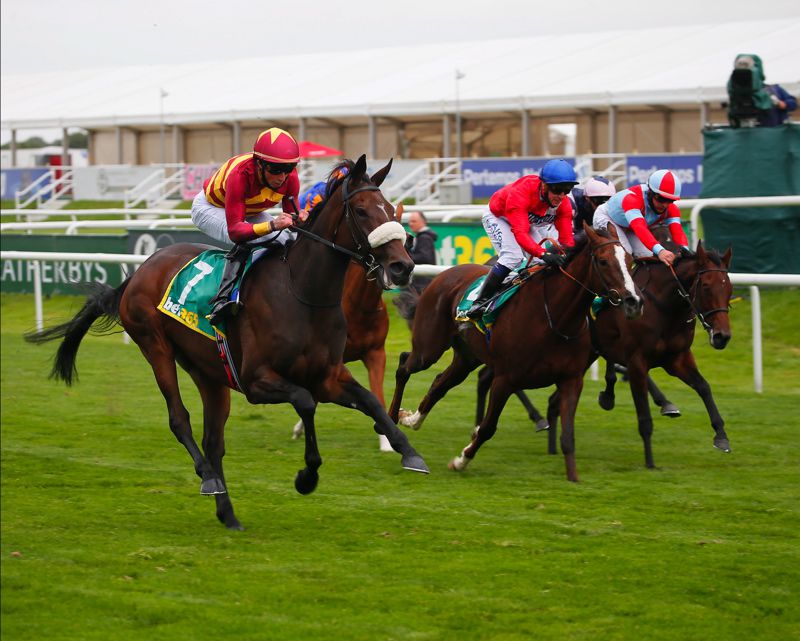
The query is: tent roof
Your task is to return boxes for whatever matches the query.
[2,18,799,131]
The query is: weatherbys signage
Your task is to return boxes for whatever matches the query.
[461,158,576,199]
[627,154,703,198]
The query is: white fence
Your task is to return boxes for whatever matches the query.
[2,250,797,394]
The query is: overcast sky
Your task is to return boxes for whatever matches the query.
[2,0,799,142]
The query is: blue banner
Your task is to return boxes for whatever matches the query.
[0,168,50,200]
[461,158,576,199]
[626,154,703,198]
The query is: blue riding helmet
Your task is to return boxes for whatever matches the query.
[539,159,578,186]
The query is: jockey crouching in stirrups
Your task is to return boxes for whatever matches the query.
[190,127,306,325]
[465,159,578,319]
[592,169,688,267]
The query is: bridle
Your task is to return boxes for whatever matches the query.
[285,174,405,306]
[290,175,384,279]
[542,237,626,340]
[668,263,730,332]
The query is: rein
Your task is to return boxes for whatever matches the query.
[285,175,385,307]
[542,238,624,340]
[667,263,730,332]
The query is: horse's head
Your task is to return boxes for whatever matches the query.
[583,222,643,319]
[682,241,733,350]
[310,155,413,289]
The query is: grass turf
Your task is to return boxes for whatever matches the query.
[1,288,798,640]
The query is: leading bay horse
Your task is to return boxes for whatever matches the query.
[584,241,734,468]
[26,155,429,530]
[388,224,643,481]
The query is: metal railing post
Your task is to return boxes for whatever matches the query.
[750,285,762,394]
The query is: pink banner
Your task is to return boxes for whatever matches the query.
[182,163,219,200]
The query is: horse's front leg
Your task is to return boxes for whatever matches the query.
[245,373,322,495]
[362,347,393,453]
[557,376,584,482]
[450,376,513,472]
[626,359,656,468]
[327,367,429,474]
[598,359,618,410]
[664,350,730,453]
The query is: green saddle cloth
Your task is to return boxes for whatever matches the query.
[455,275,522,333]
[157,249,256,339]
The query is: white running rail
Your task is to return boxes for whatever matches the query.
[3,249,798,393]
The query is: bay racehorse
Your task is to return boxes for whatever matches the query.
[585,241,733,468]
[26,155,429,530]
[291,205,405,453]
[388,224,643,481]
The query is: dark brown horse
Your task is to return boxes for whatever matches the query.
[26,155,429,530]
[584,241,734,468]
[292,203,405,452]
[388,224,643,481]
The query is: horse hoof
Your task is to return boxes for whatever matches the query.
[402,455,430,474]
[294,469,319,495]
[714,438,731,453]
[535,419,550,432]
[598,392,615,411]
[200,478,227,495]
[660,403,681,417]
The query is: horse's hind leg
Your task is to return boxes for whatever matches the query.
[194,377,243,530]
[404,348,480,431]
[627,361,656,468]
[450,376,513,472]
[646,375,681,417]
[475,366,492,427]
[665,351,730,453]
[598,359,617,410]
[388,315,456,423]
[476,367,548,432]
[547,389,561,455]
[137,337,222,494]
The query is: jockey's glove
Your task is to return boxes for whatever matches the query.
[541,252,566,267]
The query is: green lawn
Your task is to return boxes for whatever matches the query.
[1,288,798,640]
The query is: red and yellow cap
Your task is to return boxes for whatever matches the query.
[253,128,300,163]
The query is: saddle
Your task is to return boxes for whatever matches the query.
[455,266,544,332]
[157,247,270,339]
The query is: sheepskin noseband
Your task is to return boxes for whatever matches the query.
[368,221,407,248]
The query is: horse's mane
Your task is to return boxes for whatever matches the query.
[661,239,724,267]
[565,228,600,262]
[302,159,366,227]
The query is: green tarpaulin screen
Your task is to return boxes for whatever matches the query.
[700,123,800,273]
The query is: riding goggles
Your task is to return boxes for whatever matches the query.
[262,162,297,175]
[546,183,574,195]
[651,192,677,204]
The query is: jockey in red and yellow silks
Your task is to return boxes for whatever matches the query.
[190,127,306,325]
[204,152,300,243]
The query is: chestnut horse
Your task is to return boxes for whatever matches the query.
[388,224,643,481]
[26,156,429,530]
[584,241,734,468]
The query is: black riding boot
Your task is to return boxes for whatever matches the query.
[207,244,250,326]
[465,269,506,319]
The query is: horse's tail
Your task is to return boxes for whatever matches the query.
[24,279,131,385]
[392,287,420,328]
